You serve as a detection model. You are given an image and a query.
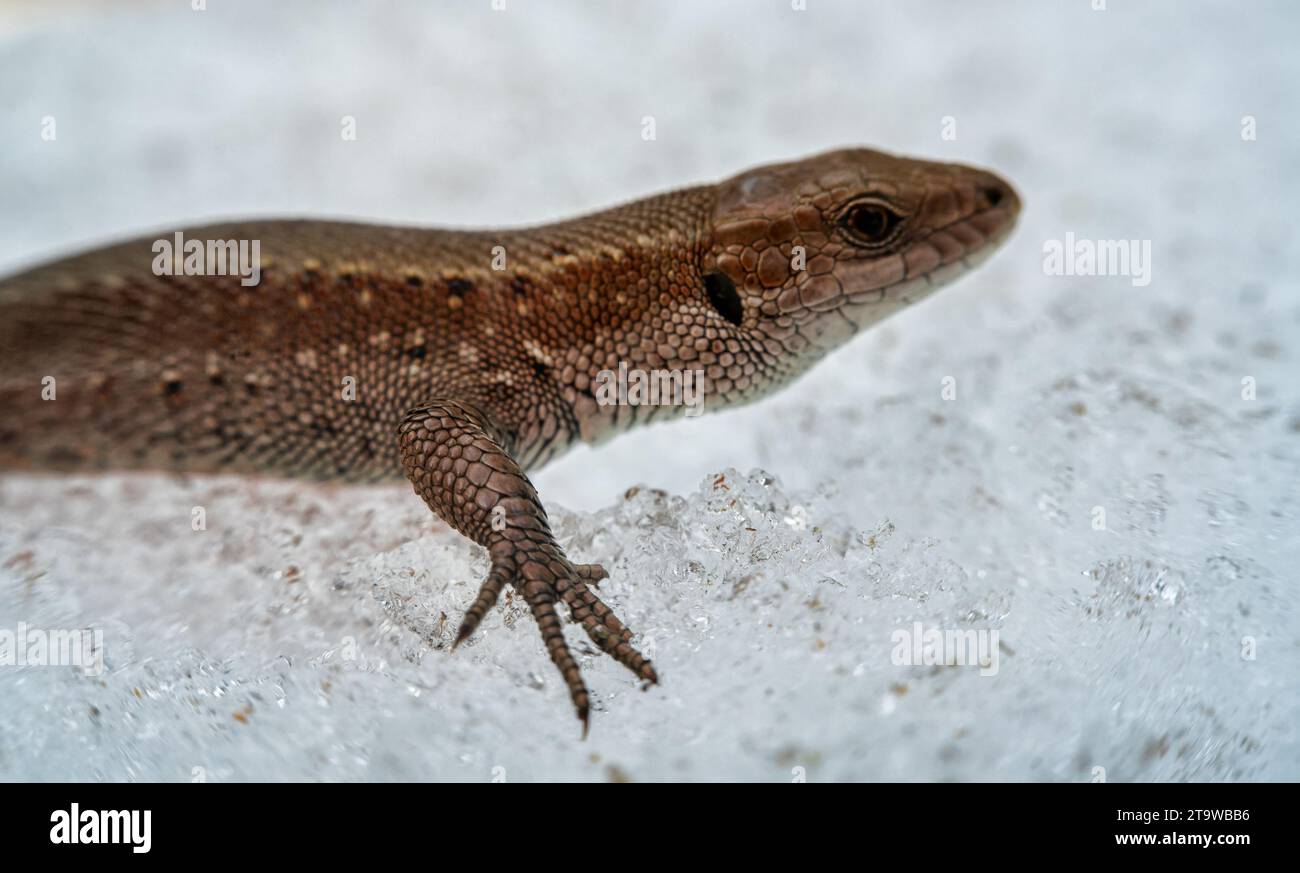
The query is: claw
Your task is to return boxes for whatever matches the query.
[455,562,511,647]
[556,573,658,685]
[560,575,635,643]
[454,548,653,730]
[520,577,591,727]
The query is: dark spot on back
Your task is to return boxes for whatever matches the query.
[447,278,474,295]
[163,379,183,397]
[510,276,528,296]
[406,274,423,287]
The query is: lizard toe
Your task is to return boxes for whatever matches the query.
[557,572,658,685]
[518,575,591,733]
[571,562,609,585]
[453,560,512,648]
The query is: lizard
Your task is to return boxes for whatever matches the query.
[0,148,1021,733]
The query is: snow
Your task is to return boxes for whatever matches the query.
[1,0,1296,781]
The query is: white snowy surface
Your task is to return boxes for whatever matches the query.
[1,0,1297,782]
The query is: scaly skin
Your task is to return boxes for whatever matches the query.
[0,148,1021,732]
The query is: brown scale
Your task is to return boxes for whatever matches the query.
[0,148,1020,731]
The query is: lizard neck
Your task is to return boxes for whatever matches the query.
[476,185,722,464]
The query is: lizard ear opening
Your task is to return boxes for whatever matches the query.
[704,270,743,326]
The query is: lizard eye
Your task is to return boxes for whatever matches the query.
[841,202,903,245]
[704,270,744,326]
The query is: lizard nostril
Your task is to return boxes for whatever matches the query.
[983,185,1004,208]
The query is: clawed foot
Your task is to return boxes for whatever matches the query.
[453,549,657,737]
[397,398,657,736]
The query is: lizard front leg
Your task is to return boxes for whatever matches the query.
[397,398,657,733]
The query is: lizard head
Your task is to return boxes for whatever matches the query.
[696,147,1020,401]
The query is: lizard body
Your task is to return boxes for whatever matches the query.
[0,148,1020,730]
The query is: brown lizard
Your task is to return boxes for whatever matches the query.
[0,148,1020,733]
